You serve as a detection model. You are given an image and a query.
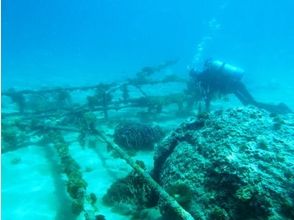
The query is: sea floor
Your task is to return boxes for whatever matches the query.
[2,81,294,220]
[2,132,152,220]
[1,107,183,220]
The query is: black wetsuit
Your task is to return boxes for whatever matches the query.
[190,65,292,114]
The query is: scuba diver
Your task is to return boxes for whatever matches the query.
[188,59,292,114]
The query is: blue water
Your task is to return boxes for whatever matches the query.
[3,0,294,90]
[2,1,294,220]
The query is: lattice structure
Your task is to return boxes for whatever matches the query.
[2,61,197,220]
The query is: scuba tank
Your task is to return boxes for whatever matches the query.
[205,59,245,80]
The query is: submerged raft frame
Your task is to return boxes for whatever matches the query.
[2,61,198,219]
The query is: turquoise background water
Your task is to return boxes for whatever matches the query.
[2,2,294,220]
[2,0,294,90]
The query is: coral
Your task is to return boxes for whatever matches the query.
[209,206,229,220]
[153,106,294,219]
[166,182,193,208]
[102,162,154,216]
[114,121,164,152]
[235,185,255,202]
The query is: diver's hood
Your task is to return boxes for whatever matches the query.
[206,60,245,76]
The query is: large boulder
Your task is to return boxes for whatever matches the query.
[153,107,294,220]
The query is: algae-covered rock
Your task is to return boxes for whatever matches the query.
[153,106,294,220]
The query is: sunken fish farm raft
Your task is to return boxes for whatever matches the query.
[2,62,294,220]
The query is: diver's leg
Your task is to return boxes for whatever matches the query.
[254,102,292,114]
[234,82,292,114]
[234,91,251,105]
[234,82,257,105]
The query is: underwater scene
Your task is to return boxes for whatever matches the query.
[2,0,294,220]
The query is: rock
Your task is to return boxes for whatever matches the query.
[153,106,294,220]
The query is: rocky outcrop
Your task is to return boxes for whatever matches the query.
[153,107,294,220]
